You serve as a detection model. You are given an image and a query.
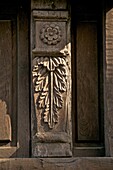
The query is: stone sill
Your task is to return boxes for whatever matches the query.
[0,158,113,170]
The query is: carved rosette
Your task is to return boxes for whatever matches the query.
[32,56,67,129]
[40,24,62,45]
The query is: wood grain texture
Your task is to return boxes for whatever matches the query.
[16,8,30,157]
[31,0,67,10]
[31,9,72,157]
[0,21,12,119]
[0,21,15,144]
[0,100,11,141]
[0,158,113,170]
[0,5,30,157]
[106,8,113,156]
[76,22,99,141]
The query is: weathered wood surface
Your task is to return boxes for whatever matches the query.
[76,21,99,141]
[0,100,11,141]
[0,158,113,170]
[0,20,16,144]
[0,5,30,157]
[72,1,104,156]
[16,8,30,157]
[31,9,72,157]
[31,0,67,10]
[106,8,113,156]
[0,21,12,130]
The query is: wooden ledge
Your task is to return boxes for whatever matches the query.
[0,158,113,170]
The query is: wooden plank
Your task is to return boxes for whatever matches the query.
[106,8,113,156]
[76,21,99,141]
[0,158,113,170]
[0,21,12,120]
[0,21,14,142]
[16,8,30,157]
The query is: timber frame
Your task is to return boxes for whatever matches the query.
[0,0,113,169]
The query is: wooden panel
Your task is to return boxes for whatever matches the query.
[76,22,99,141]
[0,21,12,117]
[0,21,14,142]
[0,6,30,157]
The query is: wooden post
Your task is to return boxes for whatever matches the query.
[31,0,72,157]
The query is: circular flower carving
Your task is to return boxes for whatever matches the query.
[40,24,62,45]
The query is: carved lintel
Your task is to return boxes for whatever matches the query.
[33,10,68,20]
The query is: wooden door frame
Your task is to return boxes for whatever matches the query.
[0,2,30,158]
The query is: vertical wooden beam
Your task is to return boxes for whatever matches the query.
[16,7,30,157]
[106,6,113,156]
[31,0,72,157]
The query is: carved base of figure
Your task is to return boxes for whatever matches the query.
[32,142,72,157]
